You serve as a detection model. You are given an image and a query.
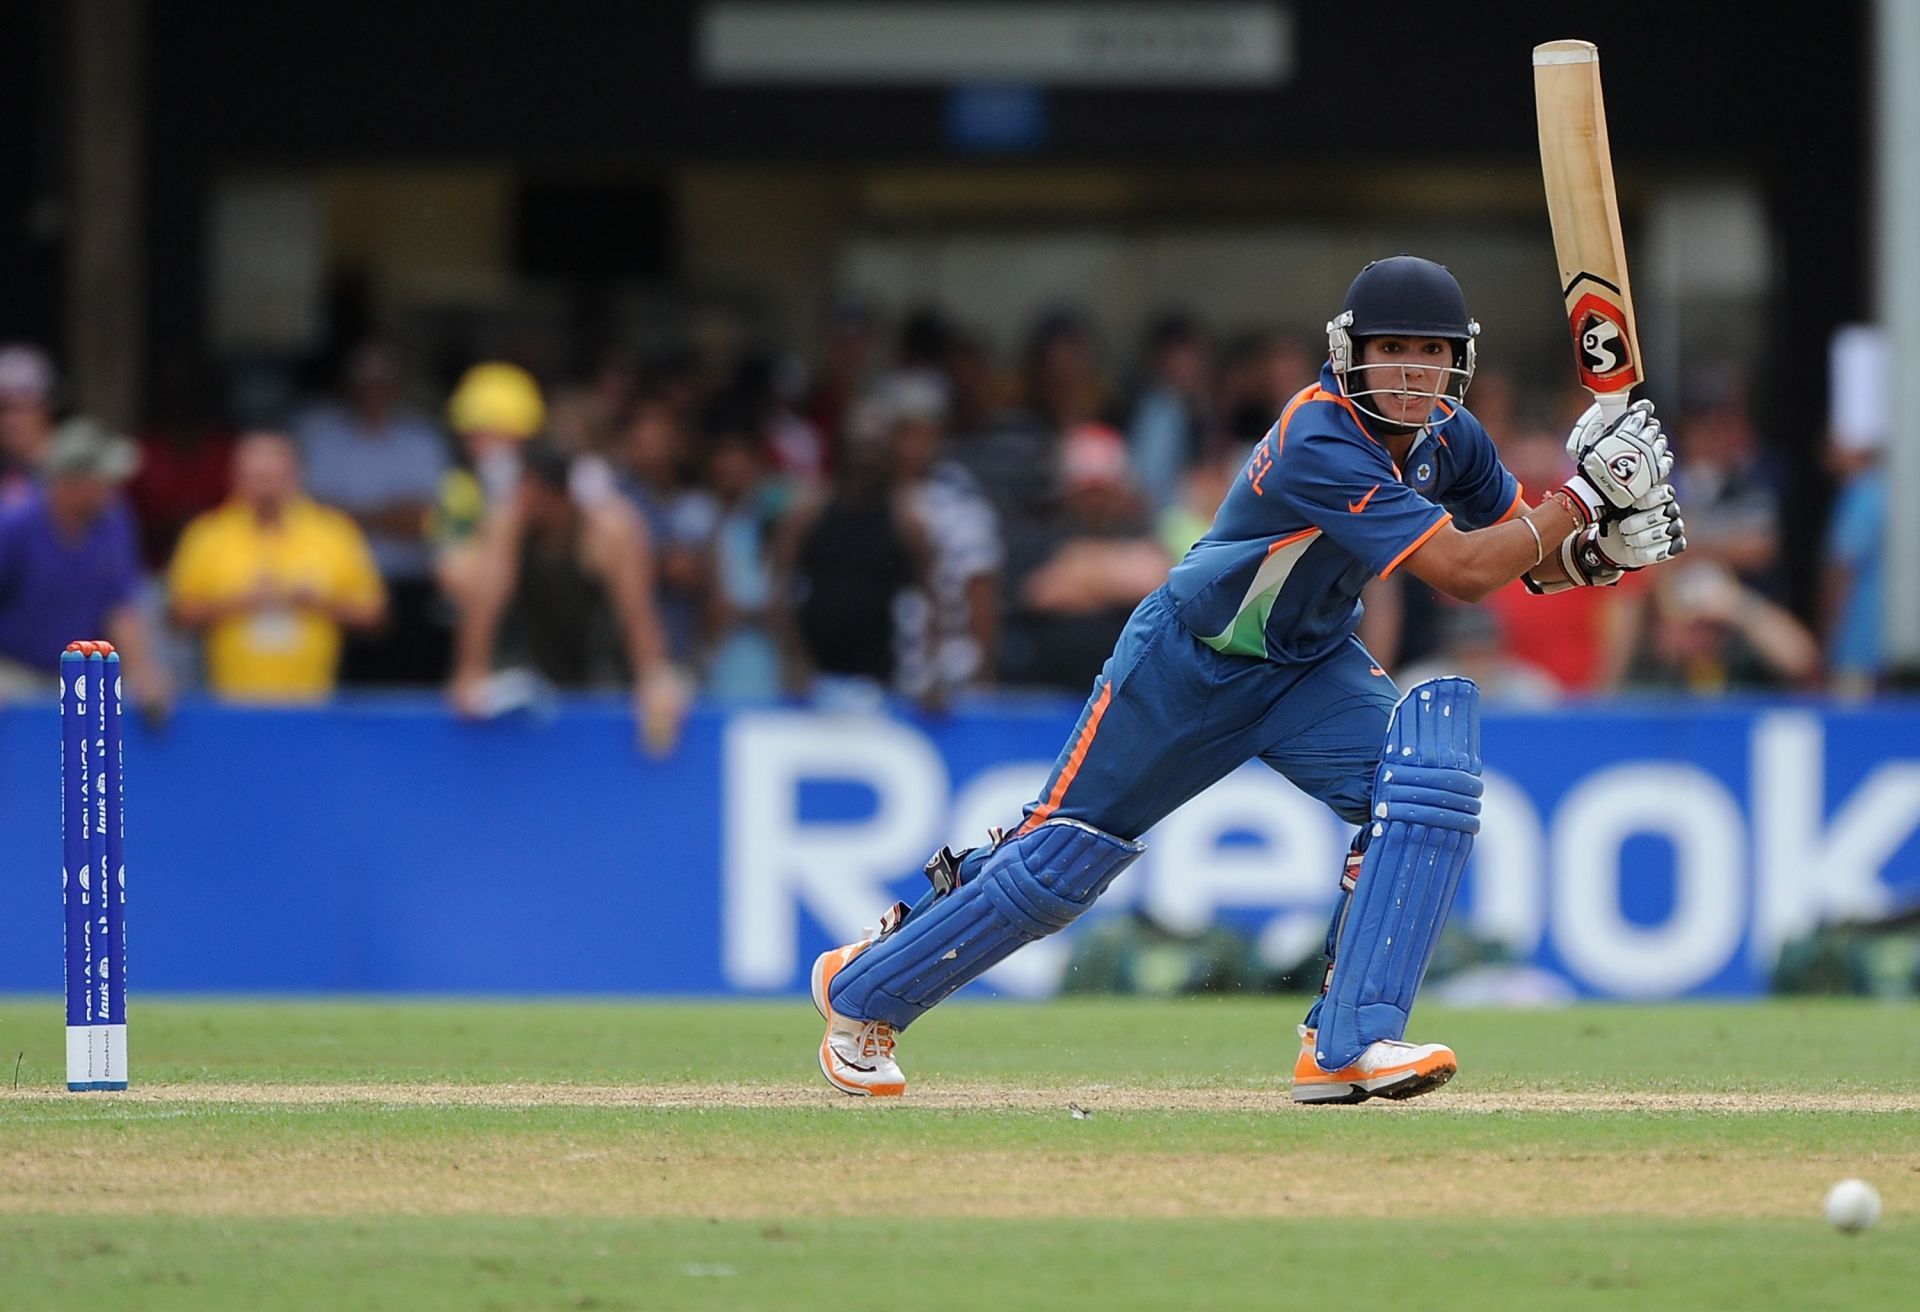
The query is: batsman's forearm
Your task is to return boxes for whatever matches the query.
[1419,501,1580,602]
[1473,505,1572,595]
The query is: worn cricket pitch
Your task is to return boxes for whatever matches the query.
[1,998,1915,1310]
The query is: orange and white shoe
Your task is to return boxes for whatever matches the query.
[811,939,906,1097]
[1290,1025,1456,1104]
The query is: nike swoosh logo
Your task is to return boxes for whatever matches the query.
[1348,484,1380,513]
[833,1046,877,1073]
[824,1037,878,1074]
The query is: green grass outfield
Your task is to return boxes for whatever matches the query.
[1,997,1916,1311]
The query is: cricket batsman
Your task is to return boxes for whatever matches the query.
[810,256,1688,1103]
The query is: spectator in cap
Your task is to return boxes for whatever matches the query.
[432,361,547,615]
[0,417,172,716]
[166,431,385,703]
[0,343,58,508]
[446,436,688,756]
[292,341,451,685]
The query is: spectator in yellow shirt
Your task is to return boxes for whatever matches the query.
[167,431,386,701]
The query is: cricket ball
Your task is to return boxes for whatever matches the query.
[1824,1178,1881,1233]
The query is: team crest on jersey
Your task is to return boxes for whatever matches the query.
[1414,461,1434,489]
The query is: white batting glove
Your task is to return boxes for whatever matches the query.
[1596,484,1688,569]
[1563,399,1665,461]
[1563,403,1608,460]
[1562,487,1687,582]
[1555,400,1672,526]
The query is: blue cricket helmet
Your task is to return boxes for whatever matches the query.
[1326,255,1480,425]
[1340,256,1474,339]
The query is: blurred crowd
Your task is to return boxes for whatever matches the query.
[0,303,1890,746]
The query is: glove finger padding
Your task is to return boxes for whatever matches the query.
[1647,430,1673,484]
[1563,402,1607,460]
[1601,500,1686,568]
[1664,508,1689,558]
[1630,481,1677,512]
[1614,504,1674,541]
[1565,397,1656,460]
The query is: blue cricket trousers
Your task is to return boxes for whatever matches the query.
[1015,587,1398,842]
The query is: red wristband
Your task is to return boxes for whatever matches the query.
[1547,485,1593,530]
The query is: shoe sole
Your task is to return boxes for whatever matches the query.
[1373,1062,1456,1101]
[1290,1081,1372,1105]
[1291,1055,1458,1106]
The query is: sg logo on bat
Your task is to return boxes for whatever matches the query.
[1565,283,1638,393]
[1581,316,1625,373]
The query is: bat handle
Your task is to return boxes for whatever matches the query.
[1595,391,1633,423]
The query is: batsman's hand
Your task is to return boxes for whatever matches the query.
[1593,483,1689,570]
[1557,399,1673,524]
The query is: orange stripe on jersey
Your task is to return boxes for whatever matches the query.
[1496,485,1527,524]
[1248,385,1324,495]
[1274,385,1323,456]
[1321,386,1375,442]
[1319,385,1407,473]
[1380,512,1453,579]
[1267,384,1328,461]
[1018,679,1114,835]
[1266,527,1320,555]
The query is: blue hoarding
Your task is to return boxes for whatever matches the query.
[3,695,1918,998]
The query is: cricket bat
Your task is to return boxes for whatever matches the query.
[1534,39,1642,420]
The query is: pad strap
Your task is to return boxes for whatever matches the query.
[1318,843,1366,999]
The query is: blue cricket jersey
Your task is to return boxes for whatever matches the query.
[1165,363,1524,664]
